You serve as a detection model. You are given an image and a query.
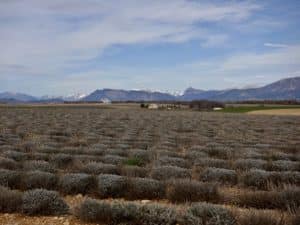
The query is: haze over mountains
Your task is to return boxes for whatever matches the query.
[1,77,300,103]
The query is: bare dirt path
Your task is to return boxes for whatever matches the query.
[0,213,92,225]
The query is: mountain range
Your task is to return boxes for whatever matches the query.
[1,77,300,103]
[181,76,300,101]
[83,89,177,102]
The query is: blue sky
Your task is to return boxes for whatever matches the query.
[1,0,300,96]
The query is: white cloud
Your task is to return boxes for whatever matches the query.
[63,44,300,92]
[235,19,285,33]
[220,45,300,71]
[264,42,289,48]
[200,35,229,47]
[0,0,260,77]
[3,0,298,95]
[157,44,300,90]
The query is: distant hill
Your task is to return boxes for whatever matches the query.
[181,88,221,100]
[83,89,176,102]
[0,92,86,103]
[180,77,300,101]
[83,77,300,102]
[1,77,300,103]
[0,92,37,102]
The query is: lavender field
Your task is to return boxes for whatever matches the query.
[0,105,299,225]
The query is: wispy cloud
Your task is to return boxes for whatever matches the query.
[0,0,260,76]
[220,45,300,70]
[200,35,229,48]
[1,0,299,95]
[264,42,289,48]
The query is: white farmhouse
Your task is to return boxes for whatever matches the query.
[100,98,112,104]
[148,103,159,109]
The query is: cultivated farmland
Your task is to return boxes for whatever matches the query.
[0,105,299,225]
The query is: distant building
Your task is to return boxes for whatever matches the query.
[213,107,223,111]
[148,103,159,109]
[100,98,112,104]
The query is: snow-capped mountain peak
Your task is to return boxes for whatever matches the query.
[63,93,87,101]
[39,93,87,101]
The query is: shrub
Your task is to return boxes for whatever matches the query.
[88,147,106,156]
[97,174,126,198]
[292,213,300,225]
[0,186,23,212]
[269,171,300,187]
[242,170,300,190]
[60,147,85,155]
[189,145,206,152]
[151,166,191,181]
[76,198,179,225]
[102,155,126,165]
[75,199,112,223]
[120,165,148,178]
[59,173,96,195]
[115,143,130,150]
[158,150,180,158]
[278,187,300,212]
[110,202,139,224]
[136,203,178,225]
[73,155,96,164]
[264,151,295,161]
[269,160,299,171]
[237,187,300,211]
[124,157,143,166]
[126,178,165,200]
[81,162,119,175]
[237,190,279,209]
[186,151,209,164]
[107,148,128,157]
[23,160,55,173]
[161,141,177,149]
[4,150,27,161]
[241,169,270,190]
[20,141,36,152]
[156,156,188,168]
[49,130,71,137]
[0,169,22,189]
[51,135,69,143]
[181,202,236,225]
[194,158,231,169]
[22,189,69,215]
[166,179,219,203]
[236,210,284,225]
[141,103,148,108]
[203,146,234,159]
[90,143,107,150]
[200,167,238,184]
[31,152,50,161]
[75,199,137,224]
[0,157,19,170]
[234,159,267,170]
[38,146,60,154]
[128,149,151,164]
[241,149,263,159]
[0,145,14,152]
[51,153,74,168]
[22,170,58,190]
